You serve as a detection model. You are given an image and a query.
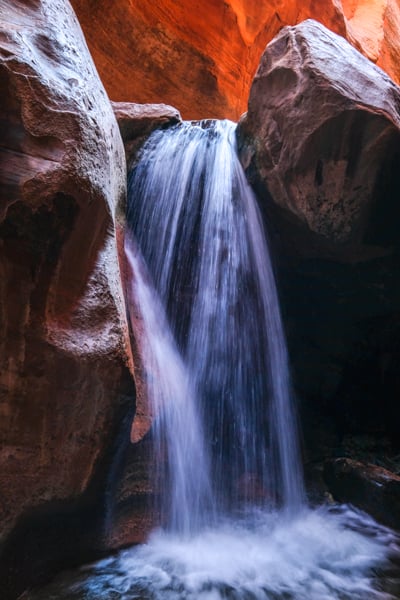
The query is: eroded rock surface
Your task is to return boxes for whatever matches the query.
[70,0,400,120]
[0,0,135,595]
[238,19,400,256]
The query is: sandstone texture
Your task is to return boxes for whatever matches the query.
[69,0,400,120]
[110,101,182,446]
[238,19,400,254]
[324,458,400,529]
[0,0,136,595]
[1,4,400,595]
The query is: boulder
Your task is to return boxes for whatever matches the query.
[238,19,400,257]
[0,0,136,595]
[324,458,400,529]
[70,0,400,120]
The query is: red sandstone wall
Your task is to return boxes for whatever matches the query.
[70,0,400,120]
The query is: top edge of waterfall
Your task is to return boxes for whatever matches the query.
[187,118,236,129]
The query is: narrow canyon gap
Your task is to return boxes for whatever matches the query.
[4,0,400,597]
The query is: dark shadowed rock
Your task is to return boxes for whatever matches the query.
[324,458,400,529]
[0,0,137,596]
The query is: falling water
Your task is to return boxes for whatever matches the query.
[25,120,400,600]
[125,120,304,530]
[124,240,214,533]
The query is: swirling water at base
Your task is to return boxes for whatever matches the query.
[25,506,400,599]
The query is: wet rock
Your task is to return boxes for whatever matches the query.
[0,0,136,596]
[237,20,400,474]
[324,458,400,529]
[110,101,183,444]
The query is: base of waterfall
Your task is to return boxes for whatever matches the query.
[25,505,400,600]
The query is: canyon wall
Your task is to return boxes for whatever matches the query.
[70,0,400,120]
[2,0,400,595]
[0,0,136,596]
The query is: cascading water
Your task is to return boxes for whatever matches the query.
[25,120,400,600]
[125,119,304,532]
[124,240,214,534]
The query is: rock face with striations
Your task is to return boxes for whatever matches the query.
[0,0,136,595]
[238,20,400,505]
[2,4,400,594]
[70,0,400,120]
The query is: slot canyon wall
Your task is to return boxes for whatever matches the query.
[0,1,136,597]
[70,0,400,120]
[2,0,400,598]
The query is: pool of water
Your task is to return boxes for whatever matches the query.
[22,505,400,600]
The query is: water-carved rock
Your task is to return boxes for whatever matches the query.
[70,0,400,121]
[112,101,181,164]
[0,0,135,595]
[238,20,400,501]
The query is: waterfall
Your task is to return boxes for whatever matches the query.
[125,119,304,532]
[25,120,400,600]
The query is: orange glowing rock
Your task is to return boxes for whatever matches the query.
[69,1,400,120]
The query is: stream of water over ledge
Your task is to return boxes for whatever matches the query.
[126,119,304,528]
[23,121,400,599]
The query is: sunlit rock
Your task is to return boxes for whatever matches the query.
[70,0,400,120]
[341,0,400,85]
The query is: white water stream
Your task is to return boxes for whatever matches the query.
[125,120,303,527]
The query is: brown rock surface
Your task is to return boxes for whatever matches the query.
[238,19,400,257]
[112,101,181,164]
[69,0,400,120]
[342,0,400,85]
[0,0,135,595]
[324,458,400,529]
